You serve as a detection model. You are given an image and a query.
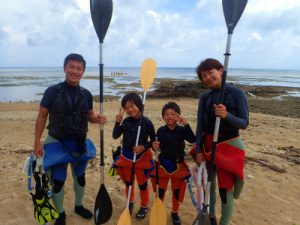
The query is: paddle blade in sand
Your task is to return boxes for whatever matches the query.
[192,212,211,225]
[140,58,156,92]
[117,208,131,225]
[94,184,113,224]
[150,198,167,225]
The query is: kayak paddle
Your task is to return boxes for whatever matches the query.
[149,137,167,225]
[117,58,157,225]
[192,0,248,224]
[90,0,113,224]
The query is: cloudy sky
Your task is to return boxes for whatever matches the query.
[1,0,300,69]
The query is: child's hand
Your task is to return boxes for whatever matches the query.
[116,108,124,123]
[214,104,227,118]
[196,152,204,165]
[177,113,188,126]
[152,141,160,151]
[133,145,145,155]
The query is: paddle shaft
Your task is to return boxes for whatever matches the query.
[154,138,159,194]
[126,92,147,208]
[99,42,105,185]
[202,33,232,210]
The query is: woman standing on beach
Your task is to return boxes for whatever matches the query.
[195,58,249,225]
[112,92,156,220]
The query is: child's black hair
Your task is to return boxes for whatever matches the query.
[161,101,180,117]
[121,92,143,112]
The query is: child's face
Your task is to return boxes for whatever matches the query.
[124,101,140,119]
[201,68,223,89]
[163,109,178,127]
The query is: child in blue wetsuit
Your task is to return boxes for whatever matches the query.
[112,92,156,220]
[194,58,249,225]
[151,101,195,225]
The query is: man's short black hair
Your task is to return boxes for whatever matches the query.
[63,53,86,71]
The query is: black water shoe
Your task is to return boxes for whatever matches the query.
[54,212,66,225]
[171,212,181,225]
[210,216,218,225]
[136,207,148,220]
[75,205,93,219]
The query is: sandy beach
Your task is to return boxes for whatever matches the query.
[0,98,299,225]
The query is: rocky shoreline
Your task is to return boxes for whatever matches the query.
[96,78,300,118]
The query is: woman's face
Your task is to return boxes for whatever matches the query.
[124,101,141,119]
[201,68,223,89]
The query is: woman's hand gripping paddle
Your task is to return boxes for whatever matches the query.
[192,0,248,224]
[150,137,167,225]
[117,58,156,225]
[90,0,113,224]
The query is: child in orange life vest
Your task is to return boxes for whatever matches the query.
[112,92,155,220]
[151,102,195,225]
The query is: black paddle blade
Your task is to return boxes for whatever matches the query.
[222,0,248,34]
[90,0,113,43]
[192,211,211,225]
[94,184,113,224]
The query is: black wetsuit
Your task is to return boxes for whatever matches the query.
[196,84,249,152]
[157,124,196,162]
[112,116,156,151]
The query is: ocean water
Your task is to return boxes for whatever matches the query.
[0,67,300,102]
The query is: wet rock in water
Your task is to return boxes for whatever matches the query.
[148,80,207,98]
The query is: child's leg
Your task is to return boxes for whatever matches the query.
[118,167,135,203]
[150,175,169,200]
[170,178,186,213]
[135,169,150,208]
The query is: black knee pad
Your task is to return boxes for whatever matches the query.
[173,189,180,200]
[219,188,227,204]
[53,180,65,193]
[138,182,147,191]
[159,188,165,199]
[77,174,86,187]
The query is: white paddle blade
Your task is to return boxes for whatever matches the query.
[140,58,156,91]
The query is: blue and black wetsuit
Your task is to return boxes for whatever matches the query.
[195,84,249,225]
[41,81,94,214]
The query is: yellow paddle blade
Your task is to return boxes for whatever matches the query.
[149,197,167,225]
[117,208,131,225]
[140,58,156,91]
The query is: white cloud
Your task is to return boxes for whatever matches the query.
[0,0,300,69]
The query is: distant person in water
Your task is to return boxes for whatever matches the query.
[193,58,249,225]
[33,53,107,225]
